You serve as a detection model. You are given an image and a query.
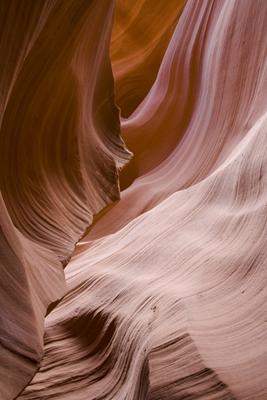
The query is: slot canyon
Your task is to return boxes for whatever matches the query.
[0,1,267,399]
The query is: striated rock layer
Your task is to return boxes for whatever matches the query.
[0,194,65,400]
[0,0,131,263]
[0,1,130,399]
[21,113,267,399]
[1,0,267,399]
[86,0,267,241]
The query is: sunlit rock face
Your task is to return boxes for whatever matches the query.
[1,1,267,399]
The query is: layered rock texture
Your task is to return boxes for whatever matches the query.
[0,0,267,399]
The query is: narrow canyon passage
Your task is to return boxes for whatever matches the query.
[0,1,267,400]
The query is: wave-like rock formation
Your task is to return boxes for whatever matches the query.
[111,0,186,117]
[1,0,267,399]
[0,0,131,262]
[87,0,267,241]
[0,1,129,398]
[0,194,65,400]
